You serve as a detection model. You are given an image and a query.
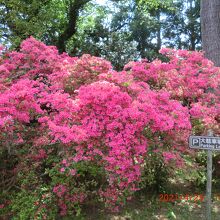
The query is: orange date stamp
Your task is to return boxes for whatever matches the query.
[159,194,205,203]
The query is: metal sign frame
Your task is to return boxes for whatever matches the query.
[189,130,220,220]
[189,135,220,150]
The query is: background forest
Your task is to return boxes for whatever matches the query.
[0,0,200,69]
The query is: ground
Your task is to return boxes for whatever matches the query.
[65,179,220,220]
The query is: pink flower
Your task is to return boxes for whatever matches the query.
[69,169,76,176]
[60,167,65,173]
[162,152,176,162]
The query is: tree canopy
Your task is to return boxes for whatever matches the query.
[0,0,201,69]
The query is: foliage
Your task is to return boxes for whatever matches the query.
[163,0,201,50]
[0,0,91,52]
[0,37,219,218]
[0,0,201,68]
[136,0,173,9]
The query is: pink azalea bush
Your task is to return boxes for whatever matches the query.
[0,37,219,218]
[125,48,219,134]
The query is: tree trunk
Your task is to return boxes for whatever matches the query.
[188,0,196,50]
[156,12,162,51]
[57,0,90,53]
[201,0,220,66]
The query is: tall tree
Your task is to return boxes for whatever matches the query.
[201,0,220,66]
[0,0,91,52]
[57,0,91,53]
[0,0,53,46]
[163,0,201,50]
[185,0,201,50]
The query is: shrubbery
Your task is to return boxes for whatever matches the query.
[0,37,219,219]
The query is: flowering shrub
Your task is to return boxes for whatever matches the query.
[125,48,219,134]
[0,37,219,219]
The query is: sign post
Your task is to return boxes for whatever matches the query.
[189,130,220,220]
[206,130,213,220]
